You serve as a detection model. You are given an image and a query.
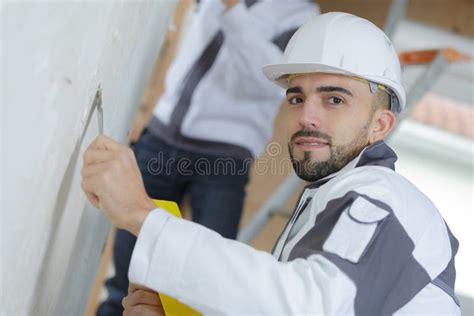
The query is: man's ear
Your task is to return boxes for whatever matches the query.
[368,109,396,144]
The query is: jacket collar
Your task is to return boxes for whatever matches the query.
[305,140,397,189]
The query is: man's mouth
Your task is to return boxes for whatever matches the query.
[294,137,329,149]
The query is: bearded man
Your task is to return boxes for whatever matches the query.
[82,12,460,315]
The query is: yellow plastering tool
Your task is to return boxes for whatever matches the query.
[151,199,202,316]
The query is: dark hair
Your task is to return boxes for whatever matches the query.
[372,88,390,111]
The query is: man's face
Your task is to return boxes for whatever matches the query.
[286,73,376,182]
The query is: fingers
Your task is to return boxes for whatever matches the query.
[83,149,116,165]
[83,137,136,169]
[128,283,153,293]
[81,168,112,205]
[84,191,100,208]
[87,135,121,151]
[81,141,143,213]
[128,128,140,144]
[80,135,150,232]
[122,287,164,316]
[123,289,162,307]
[81,161,110,178]
[123,304,165,316]
[81,175,101,208]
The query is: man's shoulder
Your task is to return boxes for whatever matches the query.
[319,166,453,249]
[320,166,438,221]
[327,165,408,198]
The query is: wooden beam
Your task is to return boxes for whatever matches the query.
[317,0,473,37]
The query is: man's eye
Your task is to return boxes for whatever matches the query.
[288,96,304,105]
[328,96,344,105]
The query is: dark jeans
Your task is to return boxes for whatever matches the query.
[97,130,250,316]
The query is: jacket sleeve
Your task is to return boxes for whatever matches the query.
[128,208,358,315]
[218,2,307,99]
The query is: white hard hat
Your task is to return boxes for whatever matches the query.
[262,12,406,113]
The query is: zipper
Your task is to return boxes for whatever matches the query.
[277,196,312,261]
[271,189,306,255]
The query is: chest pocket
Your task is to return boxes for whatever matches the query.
[323,196,390,263]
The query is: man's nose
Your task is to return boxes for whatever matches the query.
[298,98,321,130]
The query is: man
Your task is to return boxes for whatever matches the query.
[83,12,460,315]
[100,0,320,314]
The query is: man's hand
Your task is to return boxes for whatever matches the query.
[128,127,141,144]
[123,283,165,316]
[81,135,156,235]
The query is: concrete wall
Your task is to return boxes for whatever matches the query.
[1,1,176,314]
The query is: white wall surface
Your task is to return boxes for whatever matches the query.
[1,1,176,314]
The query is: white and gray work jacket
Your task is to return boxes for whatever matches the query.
[147,0,320,159]
[129,141,460,315]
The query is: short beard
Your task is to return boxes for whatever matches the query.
[289,123,371,182]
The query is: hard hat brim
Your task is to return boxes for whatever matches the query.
[262,63,358,88]
[262,62,405,113]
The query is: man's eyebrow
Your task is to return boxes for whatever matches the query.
[316,86,353,97]
[286,86,302,95]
